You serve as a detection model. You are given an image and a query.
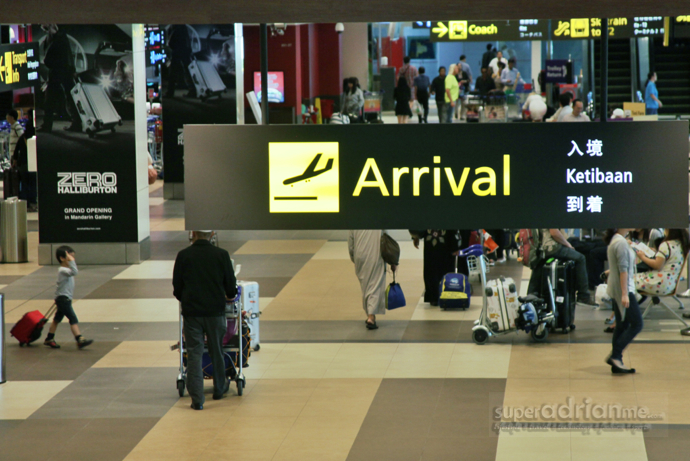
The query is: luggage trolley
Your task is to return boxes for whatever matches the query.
[176,287,247,397]
[471,256,556,345]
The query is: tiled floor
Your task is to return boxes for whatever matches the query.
[2,180,690,460]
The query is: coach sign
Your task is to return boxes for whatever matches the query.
[184,122,688,230]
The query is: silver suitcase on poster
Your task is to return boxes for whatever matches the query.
[188,58,226,100]
[71,83,122,138]
[238,281,260,351]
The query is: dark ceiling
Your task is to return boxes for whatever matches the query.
[8,0,690,24]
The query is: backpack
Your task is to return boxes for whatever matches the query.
[438,271,471,309]
[518,229,544,269]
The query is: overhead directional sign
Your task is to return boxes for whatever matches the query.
[184,123,688,230]
[0,43,40,92]
[551,17,664,40]
[429,19,547,42]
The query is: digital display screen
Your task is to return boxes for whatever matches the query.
[254,71,285,103]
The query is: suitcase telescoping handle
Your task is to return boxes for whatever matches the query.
[45,303,57,319]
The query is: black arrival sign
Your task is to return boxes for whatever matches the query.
[184,122,688,230]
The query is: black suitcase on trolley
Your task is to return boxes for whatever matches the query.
[542,259,577,333]
[3,167,20,199]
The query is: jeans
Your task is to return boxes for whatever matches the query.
[611,295,643,361]
[436,101,447,123]
[646,108,658,115]
[445,103,455,123]
[183,315,228,405]
[548,245,589,297]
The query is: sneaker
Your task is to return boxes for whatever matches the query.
[496,257,507,264]
[44,339,60,349]
[77,338,93,349]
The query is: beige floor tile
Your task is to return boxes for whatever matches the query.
[323,360,391,379]
[310,241,351,260]
[384,360,450,378]
[149,197,166,206]
[332,343,399,361]
[234,240,327,255]
[4,300,55,323]
[92,341,178,368]
[274,343,342,363]
[150,218,186,231]
[447,343,512,378]
[258,297,274,312]
[398,240,424,260]
[634,330,690,341]
[261,362,330,380]
[391,343,455,362]
[571,431,648,461]
[496,434,572,461]
[569,343,620,379]
[262,259,420,321]
[508,344,571,379]
[149,179,164,194]
[73,299,179,322]
[0,380,72,419]
[114,260,175,279]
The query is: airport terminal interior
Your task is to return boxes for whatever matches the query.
[1,179,690,460]
[1,14,690,461]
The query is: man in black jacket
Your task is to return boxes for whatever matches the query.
[173,231,237,410]
[38,24,82,133]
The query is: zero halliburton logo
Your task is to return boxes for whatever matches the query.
[57,172,118,194]
[268,142,339,213]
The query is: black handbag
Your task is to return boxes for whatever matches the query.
[380,233,400,266]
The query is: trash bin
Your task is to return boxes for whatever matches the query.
[1,198,28,263]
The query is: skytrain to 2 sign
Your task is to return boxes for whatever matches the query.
[184,122,688,230]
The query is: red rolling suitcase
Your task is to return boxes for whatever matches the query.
[10,304,56,346]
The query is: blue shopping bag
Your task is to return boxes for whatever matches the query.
[386,273,406,310]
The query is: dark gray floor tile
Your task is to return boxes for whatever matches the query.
[0,418,90,460]
[100,388,179,418]
[5,341,121,381]
[0,420,23,448]
[246,277,292,297]
[401,321,462,343]
[2,264,129,301]
[0,275,23,284]
[49,417,160,461]
[292,321,357,342]
[347,436,426,461]
[83,279,175,299]
[346,320,408,342]
[78,322,180,341]
[260,320,305,342]
[232,254,313,278]
[421,436,499,460]
[644,425,690,460]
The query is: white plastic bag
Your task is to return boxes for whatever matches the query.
[595,284,612,310]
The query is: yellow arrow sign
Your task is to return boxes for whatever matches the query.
[0,55,5,83]
[432,22,449,38]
